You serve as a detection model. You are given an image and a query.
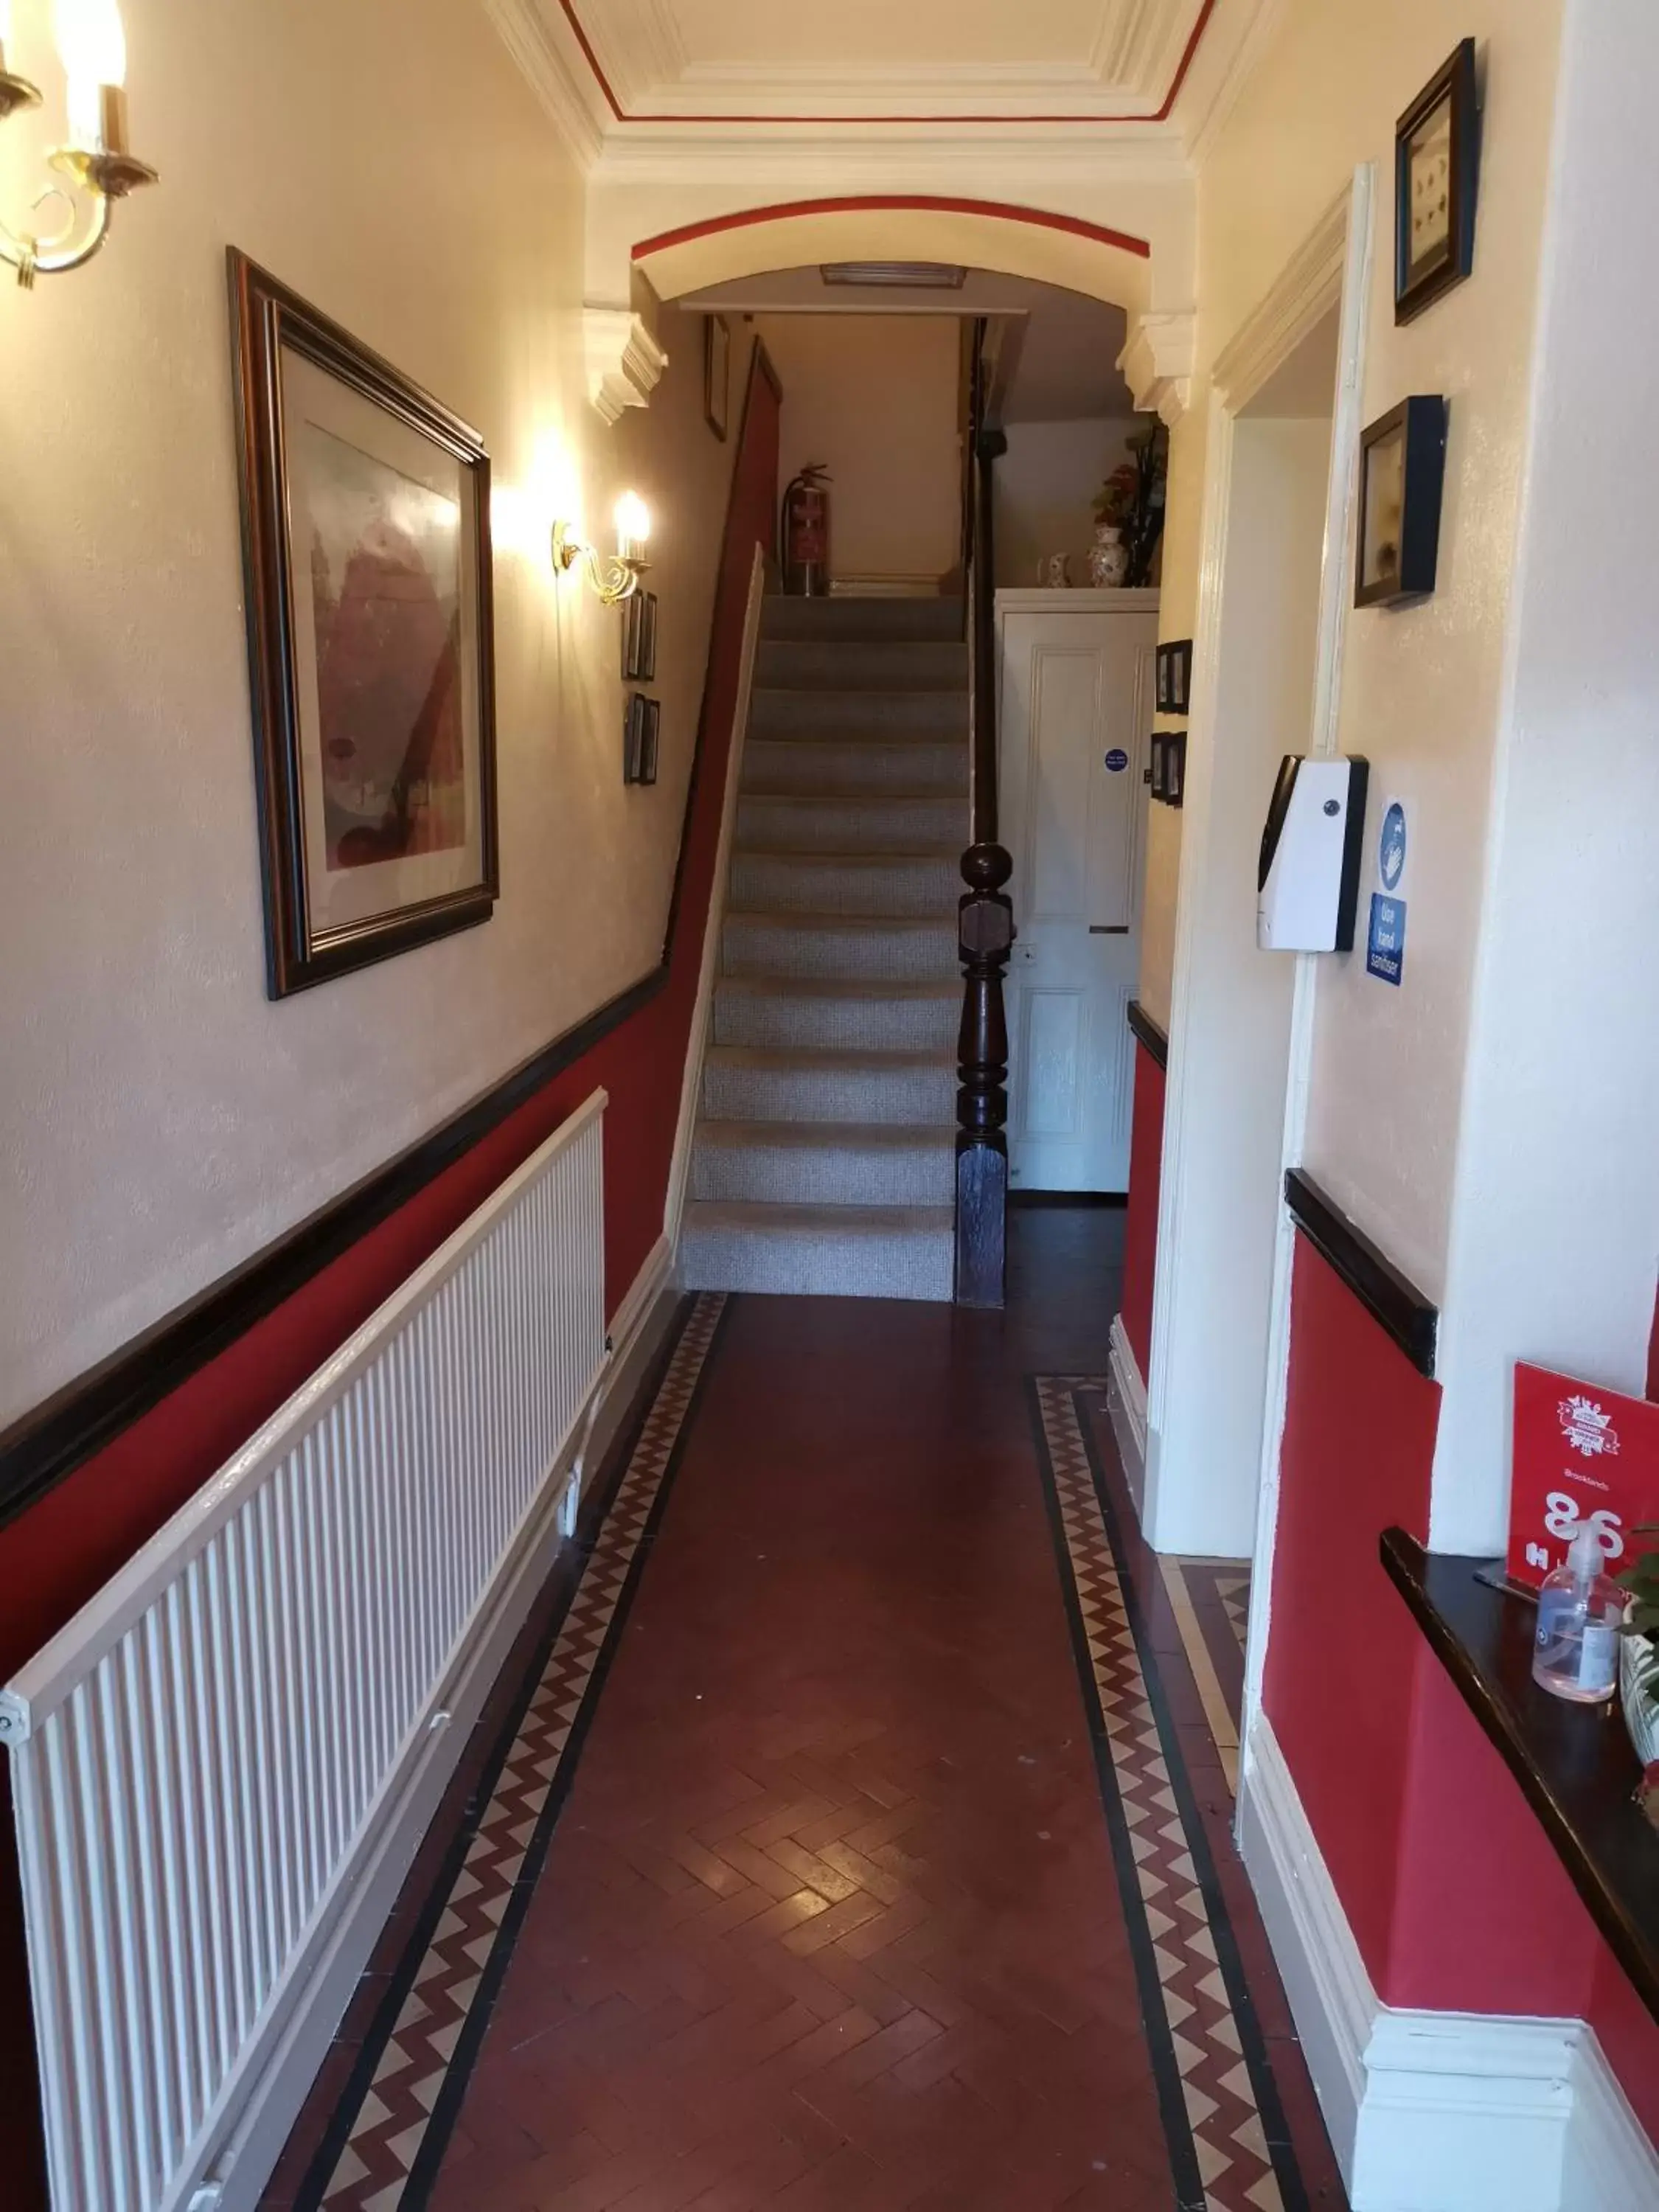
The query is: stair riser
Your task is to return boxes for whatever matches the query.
[737,796,964,854]
[762,597,964,643]
[702,1060,956,1127]
[690,1141,955,1208]
[757,641,967,692]
[731,852,960,918]
[713,989,958,1054]
[741,740,967,800]
[721,917,959,984]
[749,690,967,742]
[681,1219,954,1301]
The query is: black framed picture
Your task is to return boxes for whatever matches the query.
[1395,39,1479,324]
[623,589,658,683]
[228,249,498,998]
[704,313,731,442]
[1355,397,1449,608]
[625,692,661,786]
[1156,639,1193,715]
[1150,731,1186,808]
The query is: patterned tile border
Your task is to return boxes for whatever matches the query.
[291,1292,729,2212]
[1031,1377,1307,2212]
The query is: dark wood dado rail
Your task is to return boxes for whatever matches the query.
[1126,1000,1169,1071]
[954,320,1013,1309]
[1284,1167,1439,1377]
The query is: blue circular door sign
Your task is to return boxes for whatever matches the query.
[1105,748,1129,773]
[1380,801,1407,891]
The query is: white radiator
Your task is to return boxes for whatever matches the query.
[1,1089,610,2212]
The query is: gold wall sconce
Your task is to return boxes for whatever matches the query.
[552,492,652,607]
[0,0,157,288]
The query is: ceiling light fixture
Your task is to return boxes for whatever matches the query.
[820,262,967,290]
[0,0,157,288]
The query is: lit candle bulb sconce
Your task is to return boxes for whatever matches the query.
[552,492,653,608]
[0,0,157,288]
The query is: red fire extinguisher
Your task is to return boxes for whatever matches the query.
[781,465,832,597]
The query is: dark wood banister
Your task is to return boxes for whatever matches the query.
[953,321,1014,1308]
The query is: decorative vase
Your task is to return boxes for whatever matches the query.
[1042,552,1072,588]
[1088,523,1129,588]
[1621,1629,1659,1829]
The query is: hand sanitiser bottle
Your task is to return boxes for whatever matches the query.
[1532,1523,1624,1704]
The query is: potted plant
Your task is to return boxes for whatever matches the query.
[1091,420,1168,589]
[1617,1527,1659,1829]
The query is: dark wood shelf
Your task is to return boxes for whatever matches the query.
[1380,1528,1659,2023]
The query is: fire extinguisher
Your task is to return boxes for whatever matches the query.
[781,465,832,597]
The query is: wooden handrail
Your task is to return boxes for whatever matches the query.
[953,322,1014,1309]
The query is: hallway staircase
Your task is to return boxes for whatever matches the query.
[681,596,967,1299]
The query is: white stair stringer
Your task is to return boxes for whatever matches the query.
[682,596,967,1301]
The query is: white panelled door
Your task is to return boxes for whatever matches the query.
[998,589,1158,1192]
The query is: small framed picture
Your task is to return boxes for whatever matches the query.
[625,692,661,786]
[228,250,498,998]
[703,313,731,442]
[1164,731,1186,808]
[1155,640,1192,714]
[1395,39,1479,324]
[1355,397,1449,608]
[623,589,658,683]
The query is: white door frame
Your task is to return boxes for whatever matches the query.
[1145,170,1374,1728]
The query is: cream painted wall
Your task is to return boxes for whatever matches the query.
[1147,0,1566,1295]
[0,0,739,1426]
[993,419,1139,589]
[754,314,962,584]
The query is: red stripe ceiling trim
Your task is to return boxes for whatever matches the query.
[633,195,1152,263]
[562,0,1217,128]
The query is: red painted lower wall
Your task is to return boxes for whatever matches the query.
[0,345,780,2208]
[1119,1039,1165,1382]
[1267,1234,1659,2138]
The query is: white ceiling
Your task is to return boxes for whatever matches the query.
[558,0,1214,121]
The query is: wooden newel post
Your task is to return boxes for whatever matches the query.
[955,840,1015,1308]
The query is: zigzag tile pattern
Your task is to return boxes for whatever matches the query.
[310,1293,728,2211]
[1033,1380,1295,2212]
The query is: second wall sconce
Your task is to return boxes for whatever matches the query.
[553,490,651,607]
[0,0,159,288]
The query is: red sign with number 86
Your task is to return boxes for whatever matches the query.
[1506,1363,1659,1590]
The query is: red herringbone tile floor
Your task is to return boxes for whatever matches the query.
[403,1213,1342,2212]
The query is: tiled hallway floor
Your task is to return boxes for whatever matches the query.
[269,1209,1346,2212]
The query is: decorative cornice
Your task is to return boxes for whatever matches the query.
[550,0,1218,126]
[1210,183,1350,410]
[583,307,669,422]
[485,0,605,170]
[1117,308,1194,423]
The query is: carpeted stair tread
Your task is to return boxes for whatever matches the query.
[679,1202,956,1301]
[762,596,964,642]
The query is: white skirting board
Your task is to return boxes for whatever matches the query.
[1237,1714,1659,2211]
[222,1225,677,2212]
[1106,1312,1149,1522]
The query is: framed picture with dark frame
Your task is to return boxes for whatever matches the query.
[228,249,498,998]
[1156,639,1193,715]
[625,692,661,785]
[1355,397,1449,608]
[703,313,732,442]
[1395,38,1480,324]
[1150,731,1186,807]
[623,589,658,683]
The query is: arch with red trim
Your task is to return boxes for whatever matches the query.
[631,195,1156,314]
